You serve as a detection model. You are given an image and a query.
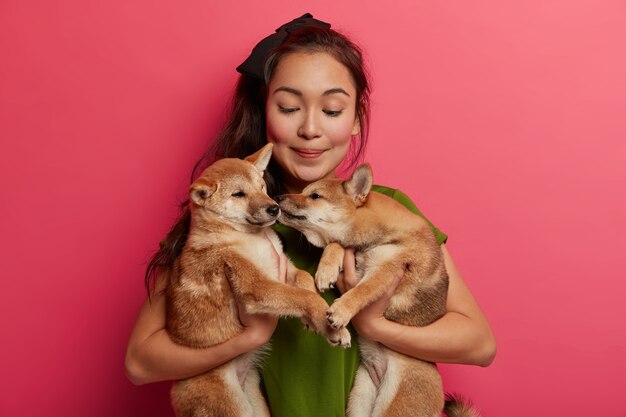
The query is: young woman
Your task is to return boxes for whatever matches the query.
[125,14,496,417]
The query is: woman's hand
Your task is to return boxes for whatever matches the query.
[235,303,279,348]
[336,248,403,340]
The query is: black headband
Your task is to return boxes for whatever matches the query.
[236,13,331,80]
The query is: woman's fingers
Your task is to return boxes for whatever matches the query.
[236,301,278,346]
[337,248,359,294]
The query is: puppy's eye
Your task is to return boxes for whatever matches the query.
[310,193,322,200]
[232,191,246,198]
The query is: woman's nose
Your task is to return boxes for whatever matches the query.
[297,112,322,140]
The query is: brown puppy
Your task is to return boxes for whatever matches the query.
[276,164,479,417]
[166,144,350,417]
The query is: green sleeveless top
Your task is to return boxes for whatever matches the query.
[261,185,447,417]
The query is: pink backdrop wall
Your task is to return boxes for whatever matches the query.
[2,1,625,416]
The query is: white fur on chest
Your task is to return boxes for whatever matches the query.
[230,229,282,281]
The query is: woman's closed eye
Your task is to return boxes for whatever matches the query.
[323,109,343,117]
[278,106,299,114]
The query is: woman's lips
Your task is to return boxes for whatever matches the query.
[293,148,326,159]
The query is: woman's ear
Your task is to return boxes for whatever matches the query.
[352,117,361,136]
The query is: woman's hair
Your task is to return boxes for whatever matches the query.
[145,26,371,294]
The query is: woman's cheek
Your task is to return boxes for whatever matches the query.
[266,113,295,145]
[327,118,357,146]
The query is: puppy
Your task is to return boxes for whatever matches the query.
[166,143,350,417]
[276,164,479,417]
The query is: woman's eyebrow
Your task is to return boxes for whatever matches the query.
[273,86,302,96]
[322,88,350,97]
[273,86,351,97]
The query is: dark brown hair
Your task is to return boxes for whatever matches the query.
[145,26,371,294]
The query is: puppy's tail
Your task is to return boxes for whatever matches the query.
[444,393,481,417]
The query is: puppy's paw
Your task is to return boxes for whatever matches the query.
[300,317,318,334]
[327,327,351,348]
[315,267,339,292]
[326,301,352,329]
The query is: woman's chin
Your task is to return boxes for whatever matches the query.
[292,166,336,185]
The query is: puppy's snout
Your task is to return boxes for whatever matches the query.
[266,205,280,217]
[274,195,285,203]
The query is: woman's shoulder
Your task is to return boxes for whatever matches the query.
[371,184,416,206]
[371,184,415,203]
[371,184,448,245]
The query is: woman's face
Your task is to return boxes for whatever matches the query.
[266,52,360,193]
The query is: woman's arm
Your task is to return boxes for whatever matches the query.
[338,245,496,367]
[124,271,278,385]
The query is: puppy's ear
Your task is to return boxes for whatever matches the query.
[244,143,274,172]
[190,181,217,206]
[343,164,373,207]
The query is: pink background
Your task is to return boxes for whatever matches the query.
[1,1,625,416]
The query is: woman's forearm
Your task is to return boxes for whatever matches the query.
[125,327,264,385]
[359,311,496,366]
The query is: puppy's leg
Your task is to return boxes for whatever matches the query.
[346,364,377,417]
[315,242,344,291]
[242,370,270,417]
[370,354,402,417]
[327,261,402,329]
[225,256,351,347]
[376,353,443,417]
[285,261,334,335]
[247,276,351,348]
[172,365,250,417]
[285,261,317,293]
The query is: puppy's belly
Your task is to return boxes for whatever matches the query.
[358,338,442,411]
[171,349,266,412]
[354,244,404,279]
[358,339,440,386]
[359,338,388,384]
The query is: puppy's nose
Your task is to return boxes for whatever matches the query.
[266,205,280,217]
[274,195,285,203]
